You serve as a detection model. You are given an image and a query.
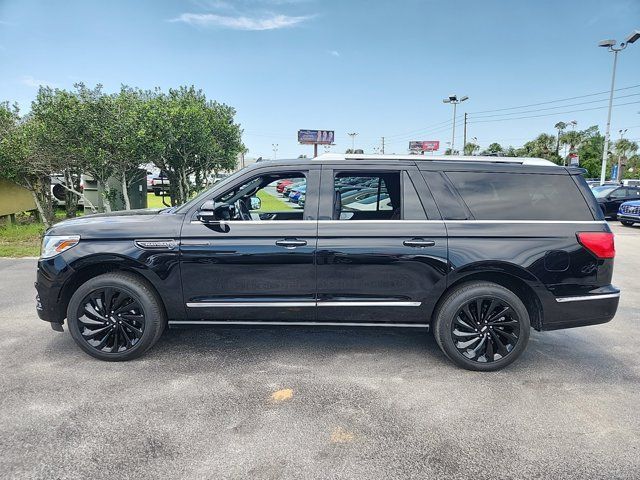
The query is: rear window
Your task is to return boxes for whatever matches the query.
[445,172,592,221]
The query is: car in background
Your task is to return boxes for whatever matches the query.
[283,181,305,197]
[276,179,294,193]
[297,194,305,208]
[618,200,640,227]
[592,185,640,219]
[289,185,306,203]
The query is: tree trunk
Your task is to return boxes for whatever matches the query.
[63,169,78,218]
[121,171,131,210]
[38,175,55,226]
[25,179,50,229]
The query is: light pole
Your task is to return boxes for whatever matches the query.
[348,132,358,152]
[598,30,640,185]
[272,143,278,160]
[443,94,469,155]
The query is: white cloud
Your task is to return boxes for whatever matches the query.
[171,12,313,30]
[328,50,340,57]
[21,75,57,88]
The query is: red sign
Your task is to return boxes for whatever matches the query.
[409,141,440,152]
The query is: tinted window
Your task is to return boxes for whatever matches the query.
[334,172,400,220]
[446,172,592,221]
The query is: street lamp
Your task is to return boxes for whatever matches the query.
[598,30,639,185]
[348,132,358,152]
[443,94,469,155]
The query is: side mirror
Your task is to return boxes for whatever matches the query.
[250,196,261,210]
[197,200,232,222]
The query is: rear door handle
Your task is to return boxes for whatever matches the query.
[276,239,307,249]
[403,238,436,248]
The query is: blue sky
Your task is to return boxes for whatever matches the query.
[1,0,639,158]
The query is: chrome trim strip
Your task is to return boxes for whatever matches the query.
[169,320,429,328]
[186,300,422,308]
[186,302,315,308]
[318,301,422,307]
[190,219,607,225]
[555,293,620,303]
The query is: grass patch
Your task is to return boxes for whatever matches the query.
[147,192,171,209]
[0,223,45,257]
[256,190,295,211]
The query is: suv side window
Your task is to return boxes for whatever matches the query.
[445,172,593,221]
[214,171,308,221]
[609,188,628,199]
[334,171,400,220]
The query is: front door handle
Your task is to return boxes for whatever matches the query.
[276,239,307,249]
[403,238,436,248]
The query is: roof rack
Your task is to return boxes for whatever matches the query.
[313,153,558,167]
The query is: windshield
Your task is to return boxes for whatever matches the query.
[592,186,617,198]
[174,167,250,213]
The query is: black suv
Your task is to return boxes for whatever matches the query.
[592,184,640,218]
[35,154,619,371]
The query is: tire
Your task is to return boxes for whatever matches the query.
[621,220,634,227]
[67,272,166,361]
[432,281,530,372]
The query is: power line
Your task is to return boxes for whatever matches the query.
[470,93,640,119]
[468,84,640,114]
[468,100,640,124]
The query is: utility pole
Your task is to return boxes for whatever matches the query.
[381,136,385,154]
[463,113,468,155]
[348,132,358,152]
[443,95,469,154]
[272,143,278,160]
[598,30,639,185]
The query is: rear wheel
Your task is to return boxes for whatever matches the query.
[621,220,634,227]
[67,272,165,361]
[433,281,530,371]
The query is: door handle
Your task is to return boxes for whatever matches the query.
[276,239,307,249]
[403,238,436,248]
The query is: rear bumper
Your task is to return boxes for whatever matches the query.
[542,285,620,330]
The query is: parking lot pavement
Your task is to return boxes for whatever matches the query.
[1,223,639,479]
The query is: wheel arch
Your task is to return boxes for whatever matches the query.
[59,256,170,323]
[437,264,545,330]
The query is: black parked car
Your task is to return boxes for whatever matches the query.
[35,154,619,371]
[592,184,640,218]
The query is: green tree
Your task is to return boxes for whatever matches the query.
[464,142,480,155]
[613,138,639,181]
[576,126,604,178]
[481,142,504,155]
[517,134,562,163]
[554,121,566,155]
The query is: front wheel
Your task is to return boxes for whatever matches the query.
[67,272,166,361]
[432,281,530,371]
[621,220,634,227]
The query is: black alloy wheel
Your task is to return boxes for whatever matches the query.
[67,272,165,361]
[76,287,146,354]
[451,297,520,363]
[432,281,530,371]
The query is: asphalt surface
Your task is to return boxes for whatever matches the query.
[1,222,639,479]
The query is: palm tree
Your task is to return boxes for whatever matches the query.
[554,121,566,155]
[464,142,480,155]
[613,139,639,180]
[559,130,583,165]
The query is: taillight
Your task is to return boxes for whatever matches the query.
[577,232,615,259]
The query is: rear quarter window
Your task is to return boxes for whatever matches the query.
[445,172,593,221]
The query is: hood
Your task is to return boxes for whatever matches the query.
[46,208,184,239]
[621,200,640,207]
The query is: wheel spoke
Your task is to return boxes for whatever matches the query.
[111,327,119,353]
[493,328,518,343]
[456,336,482,349]
[484,299,498,322]
[461,304,478,327]
[489,330,509,355]
[453,328,478,337]
[119,325,133,348]
[114,300,139,315]
[82,325,112,339]
[486,306,510,323]
[484,335,495,362]
[454,316,476,331]
[121,319,143,337]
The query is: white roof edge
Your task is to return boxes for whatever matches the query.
[313,153,559,167]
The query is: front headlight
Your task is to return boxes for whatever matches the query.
[41,235,80,259]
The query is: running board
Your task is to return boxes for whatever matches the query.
[169,320,429,329]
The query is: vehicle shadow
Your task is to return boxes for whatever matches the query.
[139,323,635,380]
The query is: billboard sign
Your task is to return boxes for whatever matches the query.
[298,129,335,145]
[409,140,440,152]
